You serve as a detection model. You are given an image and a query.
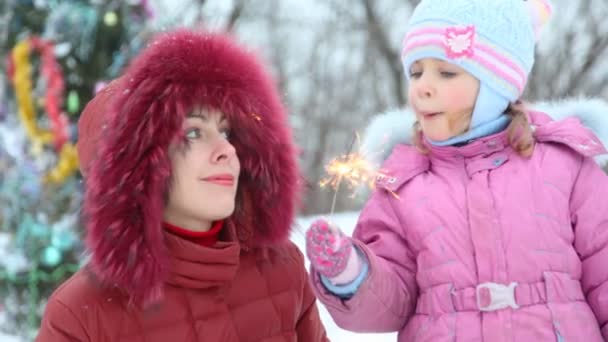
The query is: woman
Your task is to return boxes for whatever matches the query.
[36,29,328,342]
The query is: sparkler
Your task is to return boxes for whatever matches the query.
[319,133,376,215]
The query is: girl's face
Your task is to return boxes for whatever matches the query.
[164,108,240,231]
[407,58,480,142]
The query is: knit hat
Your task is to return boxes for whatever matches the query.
[77,29,300,305]
[402,0,553,130]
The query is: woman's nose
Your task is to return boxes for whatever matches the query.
[211,138,237,164]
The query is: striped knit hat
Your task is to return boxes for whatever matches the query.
[402,0,553,129]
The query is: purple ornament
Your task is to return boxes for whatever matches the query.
[94,81,108,94]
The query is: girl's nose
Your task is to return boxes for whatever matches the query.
[415,76,435,98]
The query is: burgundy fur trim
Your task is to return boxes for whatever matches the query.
[79,29,300,305]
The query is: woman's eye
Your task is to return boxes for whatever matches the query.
[220,129,231,140]
[185,128,201,139]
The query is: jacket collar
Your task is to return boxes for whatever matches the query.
[362,98,608,169]
[424,129,510,160]
[164,221,241,290]
[375,109,607,189]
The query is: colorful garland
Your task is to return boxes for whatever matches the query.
[45,143,79,184]
[8,37,79,184]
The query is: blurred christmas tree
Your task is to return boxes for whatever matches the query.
[0,0,154,339]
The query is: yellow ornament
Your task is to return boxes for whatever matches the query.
[10,37,79,185]
[44,143,80,184]
[104,11,118,26]
[12,40,54,146]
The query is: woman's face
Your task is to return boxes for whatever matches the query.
[163,108,240,231]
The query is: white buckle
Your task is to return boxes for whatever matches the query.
[476,282,519,312]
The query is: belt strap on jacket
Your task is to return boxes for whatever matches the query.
[416,275,585,315]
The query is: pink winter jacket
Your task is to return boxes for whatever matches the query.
[311,108,608,341]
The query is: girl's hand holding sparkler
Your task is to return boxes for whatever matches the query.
[306,134,372,284]
[305,219,362,284]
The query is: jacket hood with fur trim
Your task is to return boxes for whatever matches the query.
[361,98,608,167]
[77,30,300,305]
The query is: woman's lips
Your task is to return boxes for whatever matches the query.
[201,174,235,186]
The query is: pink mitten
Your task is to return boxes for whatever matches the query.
[306,219,360,281]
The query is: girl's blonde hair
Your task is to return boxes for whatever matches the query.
[412,100,535,157]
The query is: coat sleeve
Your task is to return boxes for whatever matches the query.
[570,157,608,339]
[36,297,90,342]
[310,189,418,333]
[292,247,329,341]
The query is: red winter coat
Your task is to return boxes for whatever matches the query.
[36,30,328,341]
[38,226,325,341]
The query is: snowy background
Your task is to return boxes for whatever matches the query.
[1,0,607,340]
[293,212,397,341]
[150,0,608,215]
[0,211,397,342]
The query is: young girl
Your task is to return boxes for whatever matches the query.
[36,29,328,341]
[306,0,608,341]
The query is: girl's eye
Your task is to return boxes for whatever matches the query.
[409,71,422,79]
[185,128,201,139]
[440,71,457,78]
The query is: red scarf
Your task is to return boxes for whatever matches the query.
[164,221,224,247]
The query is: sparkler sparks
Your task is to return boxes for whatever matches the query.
[318,131,402,218]
[319,133,378,215]
[319,152,375,191]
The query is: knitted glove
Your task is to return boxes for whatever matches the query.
[305,219,357,280]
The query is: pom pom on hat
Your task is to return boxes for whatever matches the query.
[525,0,553,40]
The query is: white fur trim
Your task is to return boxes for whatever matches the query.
[533,98,608,164]
[362,98,608,166]
[360,108,415,168]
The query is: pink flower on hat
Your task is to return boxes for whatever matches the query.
[444,25,476,59]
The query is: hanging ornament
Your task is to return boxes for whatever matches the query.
[8,36,79,185]
[44,142,79,184]
[9,39,54,148]
[40,246,62,267]
[94,81,108,94]
[104,11,118,26]
[53,41,72,58]
[51,230,77,251]
[66,90,79,114]
[8,36,69,152]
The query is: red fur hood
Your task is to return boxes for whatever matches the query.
[76,29,300,304]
